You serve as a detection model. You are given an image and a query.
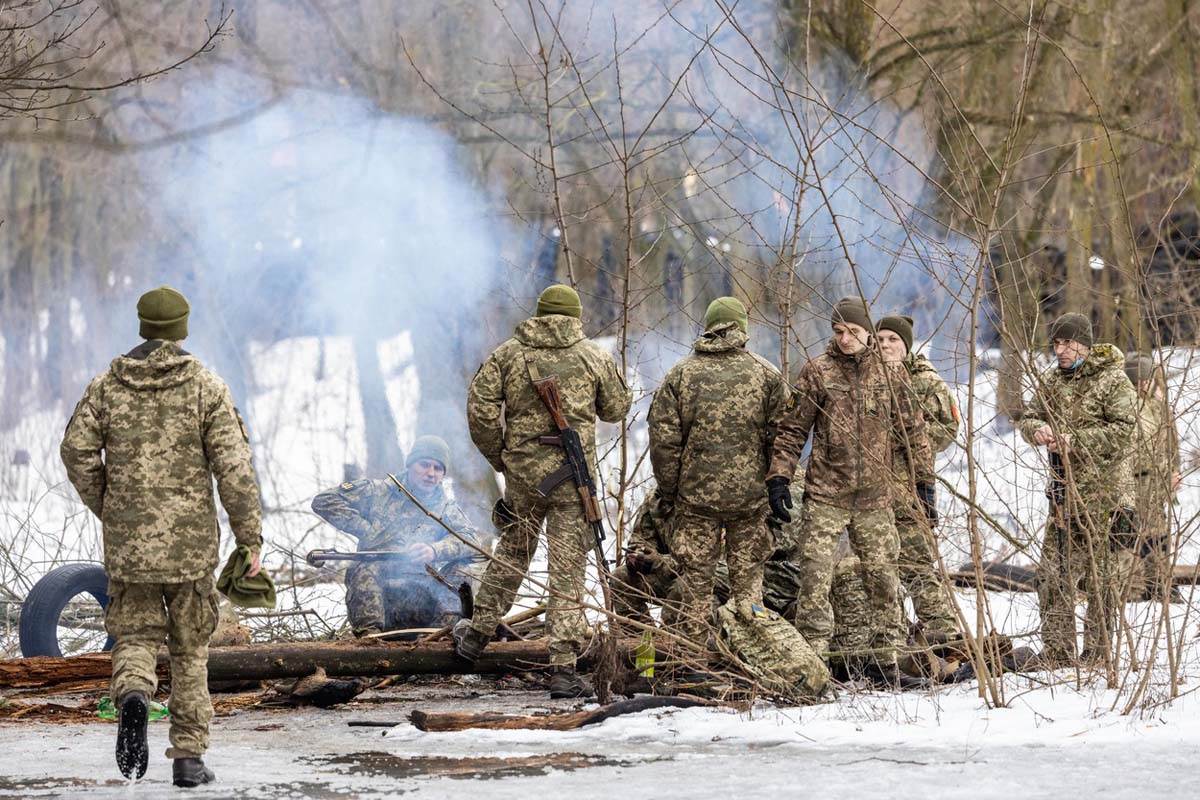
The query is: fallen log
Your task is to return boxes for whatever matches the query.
[0,639,636,691]
[409,696,709,732]
[952,561,1200,593]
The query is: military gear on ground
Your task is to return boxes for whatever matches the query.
[878,313,914,354]
[767,476,793,523]
[1123,353,1156,384]
[831,295,872,331]
[116,690,149,780]
[217,545,275,609]
[536,283,583,318]
[173,757,216,788]
[715,599,830,700]
[704,296,749,334]
[407,435,451,470]
[549,666,594,699]
[61,340,263,583]
[452,618,489,662]
[136,285,190,341]
[1049,311,1093,345]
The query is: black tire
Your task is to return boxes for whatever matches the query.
[19,562,114,658]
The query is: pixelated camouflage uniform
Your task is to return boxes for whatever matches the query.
[466,313,631,667]
[312,478,480,633]
[1018,343,1137,662]
[891,353,960,635]
[1129,391,1180,598]
[769,340,931,665]
[60,340,262,759]
[648,322,791,647]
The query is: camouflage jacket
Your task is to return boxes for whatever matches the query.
[466,314,631,497]
[891,353,959,486]
[648,324,791,515]
[311,479,479,563]
[1017,343,1137,512]
[1130,392,1179,504]
[768,340,932,511]
[60,340,263,583]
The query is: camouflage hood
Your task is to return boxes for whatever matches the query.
[1062,342,1124,379]
[693,322,749,353]
[513,315,586,350]
[110,341,200,391]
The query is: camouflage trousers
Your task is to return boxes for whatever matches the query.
[611,563,680,634]
[468,483,590,667]
[345,564,461,634]
[795,499,901,664]
[1038,517,1135,662]
[1134,475,1174,598]
[670,506,771,648]
[830,556,871,663]
[105,575,218,759]
[895,498,958,635]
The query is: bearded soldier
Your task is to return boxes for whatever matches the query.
[766,296,931,686]
[1018,313,1137,667]
[60,286,263,787]
[647,297,791,656]
[311,435,481,635]
[456,284,631,698]
[876,314,960,637]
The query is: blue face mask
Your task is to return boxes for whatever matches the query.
[1061,356,1084,372]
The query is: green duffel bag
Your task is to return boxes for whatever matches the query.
[715,599,831,701]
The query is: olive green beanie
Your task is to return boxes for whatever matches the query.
[877,313,914,354]
[407,435,451,471]
[704,296,749,334]
[137,285,190,341]
[536,284,583,318]
[1049,312,1093,346]
[1124,352,1156,384]
[831,296,872,331]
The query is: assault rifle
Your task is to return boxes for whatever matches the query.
[1048,450,1067,528]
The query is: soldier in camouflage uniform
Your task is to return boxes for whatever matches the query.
[648,297,791,654]
[456,284,631,698]
[767,296,931,685]
[1123,353,1182,601]
[1018,313,1138,666]
[877,314,960,636]
[311,435,481,635]
[60,286,262,787]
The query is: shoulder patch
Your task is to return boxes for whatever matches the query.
[341,482,355,490]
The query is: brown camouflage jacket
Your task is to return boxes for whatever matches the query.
[768,340,932,511]
[1017,343,1137,513]
[311,478,479,563]
[891,353,959,487]
[466,314,631,497]
[1131,393,1180,509]
[648,323,791,516]
[60,340,263,582]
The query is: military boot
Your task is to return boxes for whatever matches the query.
[861,662,929,691]
[173,757,216,787]
[451,619,489,663]
[548,667,594,699]
[115,691,149,780]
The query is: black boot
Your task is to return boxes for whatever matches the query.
[173,757,216,787]
[548,667,594,699]
[861,662,929,691]
[451,619,490,663]
[115,691,149,780]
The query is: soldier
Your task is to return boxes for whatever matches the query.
[766,296,931,686]
[311,435,481,636]
[647,297,791,655]
[1123,353,1182,602]
[1018,312,1137,667]
[60,286,263,787]
[876,314,960,637]
[456,284,631,698]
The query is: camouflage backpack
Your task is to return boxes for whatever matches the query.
[715,599,830,701]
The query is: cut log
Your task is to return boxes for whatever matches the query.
[0,639,637,691]
[409,696,709,732]
[952,561,1200,593]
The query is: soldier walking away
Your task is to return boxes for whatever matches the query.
[1123,353,1183,602]
[766,296,931,687]
[60,286,264,787]
[456,284,631,698]
[876,314,961,638]
[311,435,481,635]
[1018,313,1137,668]
[647,297,791,665]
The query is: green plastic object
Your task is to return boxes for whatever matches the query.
[635,630,655,678]
[96,696,170,721]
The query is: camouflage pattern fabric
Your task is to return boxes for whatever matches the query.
[895,506,958,634]
[901,353,959,464]
[611,563,681,633]
[794,498,902,664]
[465,313,630,667]
[1130,393,1180,597]
[105,575,219,759]
[830,555,872,665]
[61,340,263,583]
[769,340,931,511]
[715,599,830,700]
[648,322,791,513]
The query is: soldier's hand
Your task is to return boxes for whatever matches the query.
[406,543,436,563]
[625,547,662,575]
[767,477,792,523]
[1033,425,1055,446]
[246,549,262,578]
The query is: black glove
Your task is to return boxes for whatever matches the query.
[916,482,937,528]
[767,477,793,523]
